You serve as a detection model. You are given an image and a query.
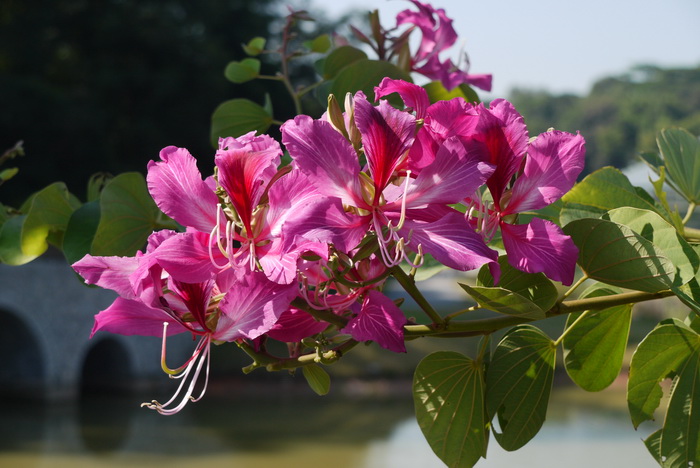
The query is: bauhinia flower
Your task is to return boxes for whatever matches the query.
[146,133,328,285]
[73,235,298,414]
[281,89,499,275]
[464,100,586,285]
[395,0,492,91]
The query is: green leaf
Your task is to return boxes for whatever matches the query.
[0,167,18,183]
[305,34,331,53]
[563,217,675,292]
[560,167,660,224]
[330,59,412,103]
[62,201,101,264]
[302,364,331,396]
[605,207,699,287]
[210,98,272,145]
[674,277,700,315]
[628,319,700,467]
[224,58,261,84]
[91,172,160,256]
[644,429,663,466]
[423,81,480,104]
[401,254,447,282]
[657,127,700,203]
[0,215,37,265]
[413,351,487,468]
[0,182,82,264]
[86,172,112,202]
[477,256,558,311]
[322,46,367,79]
[485,325,556,451]
[459,283,546,320]
[563,285,632,391]
[242,37,266,56]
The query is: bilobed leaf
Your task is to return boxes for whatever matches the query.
[210,98,272,146]
[459,283,546,320]
[485,325,556,451]
[242,37,266,56]
[224,58,261,84]
[477,256,558,312]
[91,173,160,256]
[605,207,699,287]
[628,319,700,468]
[0,216,37,265]
[0,182,81,264]
[563,285,632,391]
[563,217,675,292]
[423,81,480,104]
[330,59,412,103]
[302,364,331,396]
[560,167,660,224]
[62,201,101,264]
[657,127,700,203]
[322,46,368,79]
[305,34,331,53]
[413,351,487,468]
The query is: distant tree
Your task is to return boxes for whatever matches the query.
[509,64,700,174]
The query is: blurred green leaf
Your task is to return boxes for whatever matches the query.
[477,256,558,311]
[224,58,261,84]
[91,172,160,256]
[413,351,487,468]
[305,34,331,53]
[62,201,101,264]
[563,285,632,391]
[0,216,36,265]
[210,98,272,146]
[330,60,411,102]
[302,364,331,396]
[322,46,367,79]
[459,283,546,320]
[563,217,675,292]
[242,37,266,56]
[560,167,660,224]
[628,319,700,467]
[0,183,81,264]
[486,325,555,451]
[423,81,480,104]
[657,127,700,203]
[0,167,18,184]
[86,172,112,202]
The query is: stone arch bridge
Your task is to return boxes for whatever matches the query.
[0,257,192,400]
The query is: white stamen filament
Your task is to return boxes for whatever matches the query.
[142,331,212,416]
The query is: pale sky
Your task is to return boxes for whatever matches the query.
[298,0,700,99]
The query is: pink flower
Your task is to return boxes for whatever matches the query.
[395,0,492,91]
[281,89,498,274]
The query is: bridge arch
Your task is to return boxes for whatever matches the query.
[0,307,46,398]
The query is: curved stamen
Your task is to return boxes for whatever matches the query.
[142,334,212,416]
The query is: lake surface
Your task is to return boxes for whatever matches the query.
[0,381,659,468]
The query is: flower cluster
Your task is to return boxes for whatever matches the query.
[72,77,584,414]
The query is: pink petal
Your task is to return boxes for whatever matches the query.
[215,270,298,341]
[341,290,407,353]
[400,136,493,207]
[266,307,329,342]
[424,98,479,140]
[400,210,499,273]
[354,95,416,195]
[265,169,324,238]
[152,231,223,283]
[475,100,529,208]
[281,115,363,208]
[147,146,218,232]
[505,131,586,214]
[215,133,281,235]
[72,254,139,299]
[374,78,430,119]
[91,297,187,338]
[500,217,578,285]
